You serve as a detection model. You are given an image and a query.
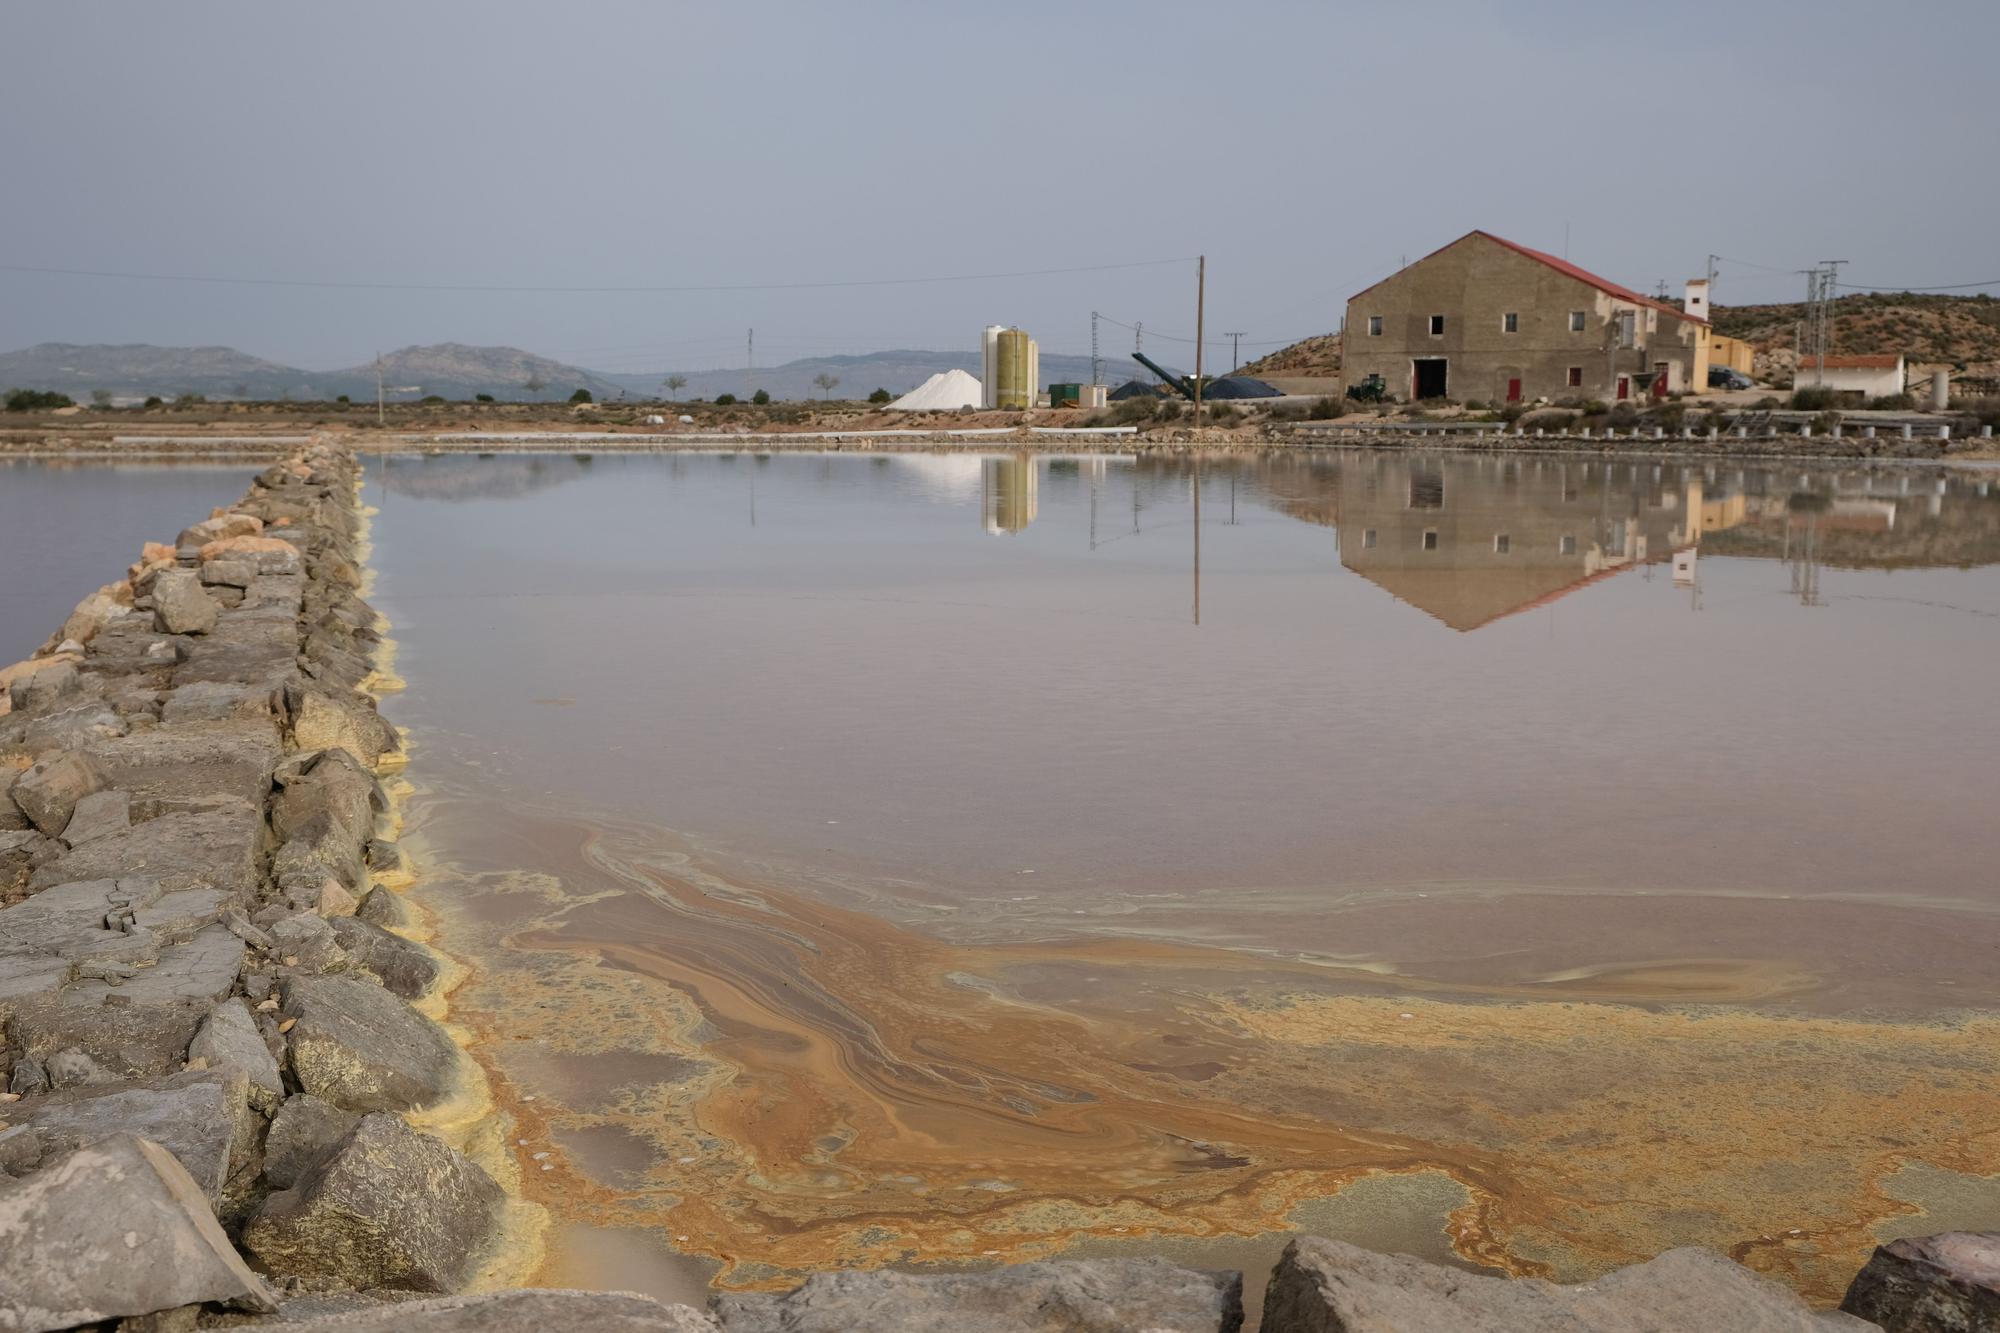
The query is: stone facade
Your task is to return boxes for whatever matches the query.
[1342,231,1710,405]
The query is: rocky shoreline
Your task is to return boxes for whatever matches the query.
[1,442,1992,1331]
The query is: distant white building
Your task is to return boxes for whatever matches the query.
[1799,354,1905,400]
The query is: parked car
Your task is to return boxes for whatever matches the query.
[1708,367,1754,390]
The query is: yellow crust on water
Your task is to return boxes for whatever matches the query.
[403,807,2000,1303]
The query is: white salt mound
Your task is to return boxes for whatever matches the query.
[887,369,983,411]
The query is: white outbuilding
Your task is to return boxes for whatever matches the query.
[1798,354,1905,400]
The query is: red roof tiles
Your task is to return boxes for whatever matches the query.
[1351,231,1707,325]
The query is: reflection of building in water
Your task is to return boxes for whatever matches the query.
[1334,456,1744,631]
[982,454,1039,535]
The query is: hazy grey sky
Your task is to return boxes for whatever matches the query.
[6,0,1993,373]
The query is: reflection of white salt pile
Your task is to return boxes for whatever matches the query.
[891,453,984,502]
[886,369,983,411]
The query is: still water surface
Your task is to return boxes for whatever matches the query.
[364,451,2000,1307]
[0,460,261,662]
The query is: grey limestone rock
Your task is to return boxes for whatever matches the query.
[188,997,284,1113]
[281,973,461,1113]
[60,787,131,846]
[152,571,219,636]
[329,915,442,999]
[10,750,109,836]
[0,1133,274,1330]
[275,1289,721,1330]
[270,912,350,973]
[7,660,82,713]
[199,557,259,589]
[354,886,412,929]
[18,1068,252,1206]
[262,1093,360,1190]
[242,1112,506,1293]
[712,1257,1245,1333]
[1840,1232,2000,1332]
[31,807,264,901]
[1259,1236,1852,1333]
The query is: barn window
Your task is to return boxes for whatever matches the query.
[1362,529,1377,548]
[1503,312,1519,334]
[1567,366,1583,387]
[1559,535,1578,555]
[1429,314,1445,336]
[1494,534,1511,554]
[1422,529,1439,551]
[1367,315,1383,337]
[1569,310,1587,333]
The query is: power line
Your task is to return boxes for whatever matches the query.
[0,256,1197,295]
[1836,278,2000,293]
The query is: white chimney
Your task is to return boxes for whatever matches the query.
[1684,278,1710,319]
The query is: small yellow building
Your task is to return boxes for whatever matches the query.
[1708,334,1755,376]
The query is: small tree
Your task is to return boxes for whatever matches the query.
[664,374,688,398]
[90,389,113,408]
[524,371,547,398]
[867,387,892,404]
[568,388,593,404]
[475,392,495,403]
[143,395,164,409]
[715,393,738,406]
[751,389,771,405]
[813,373,840,399]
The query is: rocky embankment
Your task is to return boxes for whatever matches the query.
[2,444,1994,1331]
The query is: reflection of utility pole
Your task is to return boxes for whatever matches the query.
[1192,456,1201,626]
[375,352,385,426]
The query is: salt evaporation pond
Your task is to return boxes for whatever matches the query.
[362,449,2000,1310]
[0,459,263,663]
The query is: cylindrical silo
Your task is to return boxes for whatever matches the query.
[995,328,1032,410]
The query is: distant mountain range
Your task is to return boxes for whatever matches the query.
[0,341,1111,403]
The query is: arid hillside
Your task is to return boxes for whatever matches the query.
[1712,293,2000,381]
[1238,332,1341,378]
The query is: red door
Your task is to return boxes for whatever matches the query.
[1506,377,1522,403]
[1616,376,1630,401]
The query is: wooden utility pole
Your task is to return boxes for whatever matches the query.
[375,353,385,426]
[1193,255,1205,429]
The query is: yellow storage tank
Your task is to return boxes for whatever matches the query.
[995,328,1033,410]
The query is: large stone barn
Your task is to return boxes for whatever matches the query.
[1342,231,1711,405]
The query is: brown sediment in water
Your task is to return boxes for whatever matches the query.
[400,800,2000,1304]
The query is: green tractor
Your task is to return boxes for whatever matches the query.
[1345,374,1387,404]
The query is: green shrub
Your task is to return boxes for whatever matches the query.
[1790,385,1839,411]
[143,395,164,409]
[867,388,892,404]
[475,393,495,403]
[1869,392,1916,410]
[1207,402,1240,425]
[1156,398,1184,422]
[1520,409,1577,433]
[1960,397,2000,429]
[752,389,772,405]
[420,394,446,405]
[1309,395,1346,420]
[336,394,350,404]
[714,393,738,406]
[568,388,593,404]
[4,388,75,411]
[1110,396,1156,424]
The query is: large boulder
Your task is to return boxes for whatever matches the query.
[188,996,285,1113]
[152,571,219,636]
[281,974,461,1113]
[14,1068,252,1206]
[277,1290,720,1330]
[9,751,108,836]
[330,915,443,999]
[0,1133,274,1330]
[287,685,398,767]
[1841,1232,2000,1331]
[1259,1237,1855,1333]
[712,1257,1244,1333]
[263,1093,360,1189]
[242,1112,505,1293]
